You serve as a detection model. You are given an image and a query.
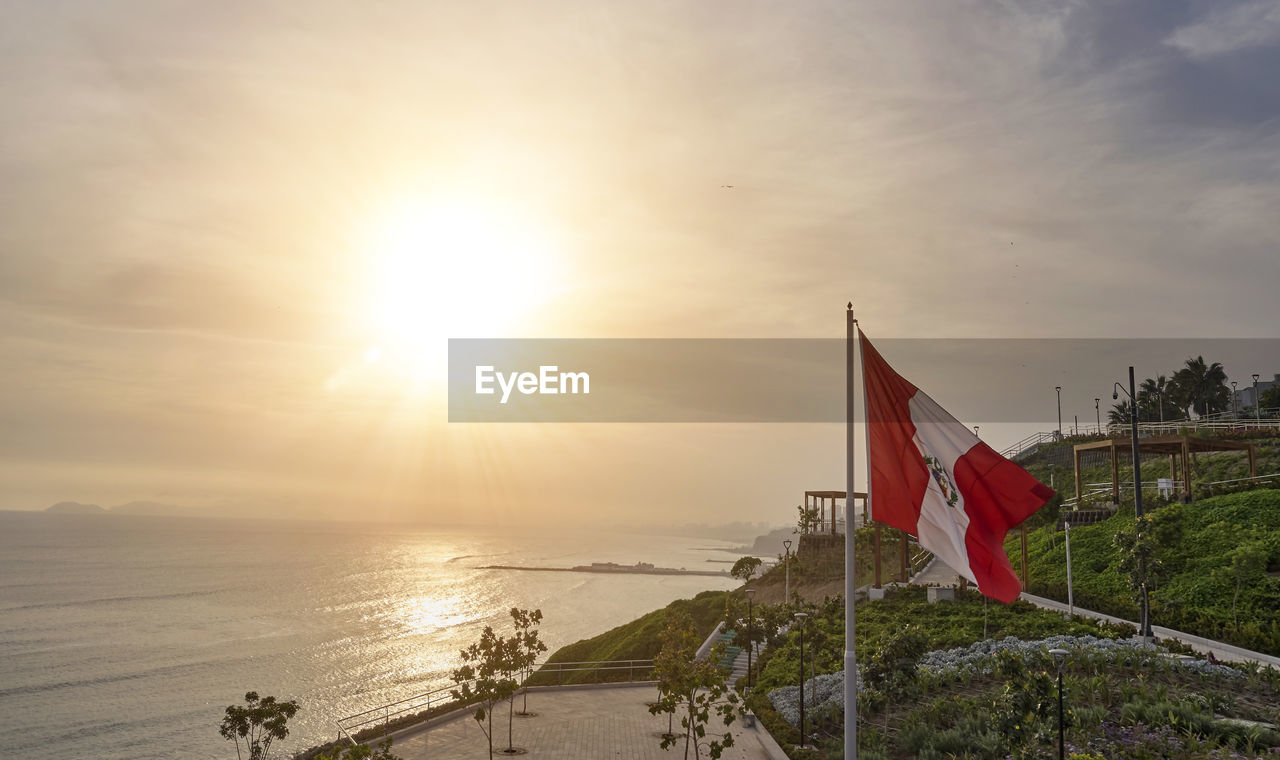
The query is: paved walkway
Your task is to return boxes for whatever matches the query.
[904,557,1280,668]
[909,557,962,586]
[389,684,783,759]
[1020,592,1280,668]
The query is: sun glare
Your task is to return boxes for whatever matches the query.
[359,196,561,368]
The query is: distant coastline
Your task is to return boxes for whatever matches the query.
[479,561,730,577]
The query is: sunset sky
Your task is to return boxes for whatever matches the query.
[2,1,1278,525]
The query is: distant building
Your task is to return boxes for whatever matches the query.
[1234,373,1279,410]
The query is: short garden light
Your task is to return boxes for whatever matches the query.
[1049,648,1070,760]
[745,588,755,689]
[794,612,809,750]
[782,539,792,602]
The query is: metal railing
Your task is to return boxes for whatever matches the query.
[1057,471,1280,515]
[1001,431,1062,460]
[1200,472,1280,488]
[333,659,656,746]
[1002,417,1280,460]
[909,543,932,575]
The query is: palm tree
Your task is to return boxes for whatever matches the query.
[1171,356,1230,417]
[1108,399,1134,426]
[1137,375,1178,422]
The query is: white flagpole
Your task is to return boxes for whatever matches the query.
[845,303,858,759]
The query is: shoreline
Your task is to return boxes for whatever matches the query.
[479,564,731,577]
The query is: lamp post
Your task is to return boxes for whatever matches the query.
[745,588,755,689]
[1064,522,1074,617]
[794,612,809,750]
[1114,367,1152,639]
[1254,374,1262,422]
[782,539,792,603]
[1157,388,1164,424]
[1232,381,1238,417]
[1049,648,1069,760]
[1056,386,1063,438]
[1094,398,1100,434]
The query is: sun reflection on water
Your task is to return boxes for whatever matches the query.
[399,593,470,636]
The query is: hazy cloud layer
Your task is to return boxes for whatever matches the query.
[2,2,1277,521]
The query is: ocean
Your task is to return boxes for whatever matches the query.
[0,511,742,759]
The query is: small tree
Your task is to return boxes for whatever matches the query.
[219,692,300,760]
[1214,540,1268,626]
[795,503,820,534]
[504,603,545,721]
[649,611,738,759]
[511,608,547,716]
[1259,385,1280,413]
[450,626,519,760]
[729,556,762,583]
[1114,515,1165,620]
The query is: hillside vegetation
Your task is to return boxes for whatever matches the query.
[1012,489,1280,655]
[529,589,730,684]
[747,587,1280,760]
[1017,432,1280,511]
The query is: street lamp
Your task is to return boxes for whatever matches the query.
[745,588,755,689]
[1094,398,1100,433]
[782,539,792,603]
[1049,648,1070,760]
[794,612,809,750]
[1113,367,1153,638]
[1232,381,1238,417]
[1056,386,1063,438]
[1254,374,1262,422]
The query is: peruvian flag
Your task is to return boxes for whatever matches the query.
[860,329,1053,603]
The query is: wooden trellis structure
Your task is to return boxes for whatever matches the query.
[803,489,921,588]
[1072,434,1256,502]
[802,489,866,534]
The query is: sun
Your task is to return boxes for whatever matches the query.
[358,196,561,365]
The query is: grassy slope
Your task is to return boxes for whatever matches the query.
[1019,433,1280,509]
[530,589,730,683]
[751,585,1130,695]
[1011,489,1280,654]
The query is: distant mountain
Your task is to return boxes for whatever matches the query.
[45,501,105,514]
[41,500,199,517]
[730,526,796,558]
[110,500,186,516]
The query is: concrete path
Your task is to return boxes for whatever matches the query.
[900,558,1279,668]
[389,683,783,760]
[908,557,963,586]
[1019,592,1280,668]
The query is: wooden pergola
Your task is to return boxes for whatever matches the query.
[1072,434,1256,502]
[803,489,918,589]
[803,489,866,534]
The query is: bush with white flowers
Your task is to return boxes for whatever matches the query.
[916,634,1242,679]
[766,671,853,728]
[766,635,1243,726]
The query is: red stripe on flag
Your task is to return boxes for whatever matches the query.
[860,330,928,535]
[953,442,1056,603]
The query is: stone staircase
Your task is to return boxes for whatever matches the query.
[713,628,764,688]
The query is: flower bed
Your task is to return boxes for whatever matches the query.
[917,634,1244,679]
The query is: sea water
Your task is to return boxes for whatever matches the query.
[0,511,740,759]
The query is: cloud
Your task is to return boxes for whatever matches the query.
[1166,0,1280,59]
[4,1,1280,520]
